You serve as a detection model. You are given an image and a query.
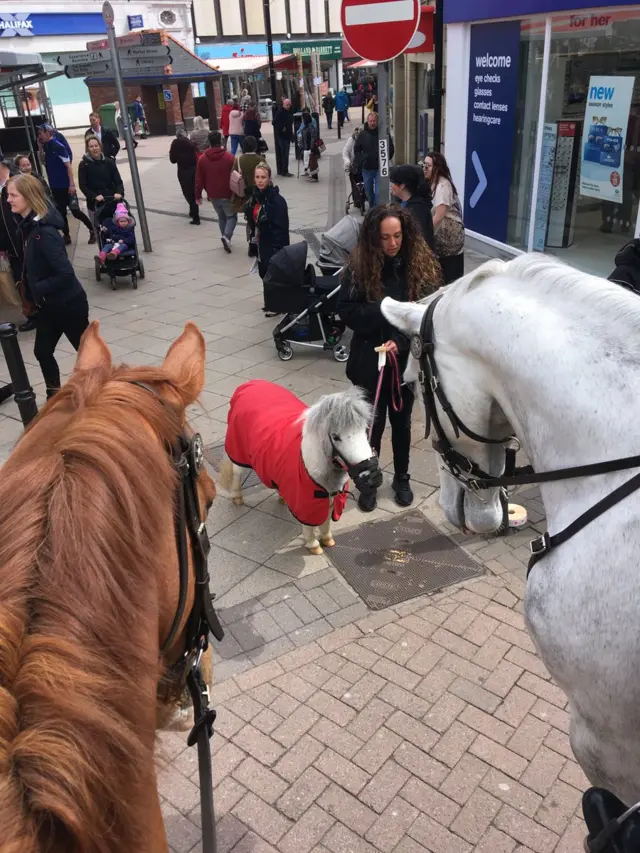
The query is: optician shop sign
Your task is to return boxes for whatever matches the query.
[464,20,520,242]
[0,12,104,37]
[445,0,639,23]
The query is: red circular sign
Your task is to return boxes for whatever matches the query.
[341,0,421,63]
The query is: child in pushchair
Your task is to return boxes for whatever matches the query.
[94,198,145,289]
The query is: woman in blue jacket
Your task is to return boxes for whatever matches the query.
[8,174,89,399]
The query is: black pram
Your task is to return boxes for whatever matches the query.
[263,242,348,363]
[94,197,145,290]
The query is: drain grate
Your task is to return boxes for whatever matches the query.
[328,510,485,610]
[204,441,262,489]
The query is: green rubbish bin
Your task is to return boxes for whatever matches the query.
[99,103,118,134]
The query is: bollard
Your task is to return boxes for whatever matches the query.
[0,323,38,427]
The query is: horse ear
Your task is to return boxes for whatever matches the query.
[74,321,112,373]
[381,297,423,335]
[163,322,206,404]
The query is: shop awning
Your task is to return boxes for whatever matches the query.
[206,53,308,75]
[0,51,62,92]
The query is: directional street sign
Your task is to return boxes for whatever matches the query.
[120,45,170,59]
[65,62,112,79]
[56,49,109,66]
[118,55,172,70]
[87,31,161,50]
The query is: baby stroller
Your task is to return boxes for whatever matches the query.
[94,197,145,291]
[346,170,366,216]
[263,242,348,363]
[317,215,361,276]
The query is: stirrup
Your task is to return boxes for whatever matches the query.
[583,787,640,852]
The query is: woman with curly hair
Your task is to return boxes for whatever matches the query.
[338,204,441,511]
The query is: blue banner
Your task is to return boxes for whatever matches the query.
[445,0,638,23]
[463,20,520,242]
[0,12,104,37]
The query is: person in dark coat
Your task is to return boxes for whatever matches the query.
[8,174,89,398]
[390,164,435,250]
[354,112,395,209]
[85,112,120,160]
[337,204,441,512]
[272,99,294,177]
[301,112,319,182]
[78,136,124,220]
[245,162,289,314]
[243,103,262,142]
[609,239,640,294]
[169,129,200,225]
[322,92,335,129]
[0,158,25,398]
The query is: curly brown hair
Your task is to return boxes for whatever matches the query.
[345,204,442,302]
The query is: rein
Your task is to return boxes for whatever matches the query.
[369,346,403,443]
[412,295,640,574]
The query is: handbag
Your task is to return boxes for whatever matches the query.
[316,139,326,155]
[230,156,246,197]
[258,138,268,153]
[0,253,20,309]
[434,196,465,258]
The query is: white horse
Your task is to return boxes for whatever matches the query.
[382,253,640,807]
[219,380,380,554]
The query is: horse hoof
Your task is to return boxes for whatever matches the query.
[232,496,245,506]
[321,537,335,548]
[308,545,324,555]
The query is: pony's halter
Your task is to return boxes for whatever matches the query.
[410,294,517,489]
[329,434,383,496]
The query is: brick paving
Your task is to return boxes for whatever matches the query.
[0,125,586,851]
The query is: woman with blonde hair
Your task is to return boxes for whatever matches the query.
[8,174,89,398]
[189,115,209,152]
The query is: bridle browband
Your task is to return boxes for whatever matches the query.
[129,380,223,853]
[412,295,640,574]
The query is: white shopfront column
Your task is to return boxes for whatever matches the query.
[337,58,344,90]
[526,16,552,252]
[443,23,470,204]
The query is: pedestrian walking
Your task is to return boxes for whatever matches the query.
[335,88,349,131]
[221,99,234,149]
[189,116,209,153]
[37,123,95,246]
[301,113,320,182]
[78,137,125,229]
[228,102,245,156]
[354,112,395,209]
[132,95,148,138]
[231,136,264,253]
[114,101,137,150]
[322,91,335,130]
[337,204,441,512]
[8,174,89,399]
[0,158,32,339]
[424,151,465,284]
[246,162,289,314]
[195,130,237,252]
[85,111,120,159]
[272,98,294,177]
[243,102,262,143]
[390,164,435,249]
[169,129,200,225]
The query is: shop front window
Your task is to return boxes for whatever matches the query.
[533,8,640,275]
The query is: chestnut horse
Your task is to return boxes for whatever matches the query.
[0,321,216,853]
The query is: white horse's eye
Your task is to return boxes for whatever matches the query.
[331,434,341,442]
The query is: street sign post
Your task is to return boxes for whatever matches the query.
[87,31,162,51]
[118,55,172,70]
[341,0,420,204]
[56,49,109,66]
[65,61,113,79]
[102,1,152,252]
[120,45,170,59]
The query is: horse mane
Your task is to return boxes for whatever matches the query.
[303,386,372,439]
[0,364,185,853]
[441,253,640,325]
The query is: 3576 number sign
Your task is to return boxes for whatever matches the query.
[378,138,389,178]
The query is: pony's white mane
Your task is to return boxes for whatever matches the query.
[435,253,640,330]
[302,387,372,438]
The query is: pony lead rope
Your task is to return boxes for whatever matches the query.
[369,346,403,443]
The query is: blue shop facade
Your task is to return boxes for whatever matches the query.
[443,1,640,276]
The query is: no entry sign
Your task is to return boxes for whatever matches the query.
[341,0,421,63]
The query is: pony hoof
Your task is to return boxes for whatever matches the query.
[308,545,324,555]
[321,537,335,548]
[232,496,245,506]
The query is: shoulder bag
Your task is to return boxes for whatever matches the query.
[230,155,246,197]
[434,193,465,258]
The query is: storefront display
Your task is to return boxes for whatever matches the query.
[445,2,640,277]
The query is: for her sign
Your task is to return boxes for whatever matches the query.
[579,75,635,203]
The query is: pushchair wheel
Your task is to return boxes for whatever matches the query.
[138,259,145,279]
[277,344,293,361]
[132,274,138,290]
[333,343,349,363]
[95,258,102,282]
[110,278,117,291]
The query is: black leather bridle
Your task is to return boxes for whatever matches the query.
[410,295,640,575]
[131,381,223,853]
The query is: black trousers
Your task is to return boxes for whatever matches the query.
[50,187,93,237]
[337,110,345,130]
[368,382,414,477]
[276,138,291,175]
[34,294,89,393]
[326,111,333,129]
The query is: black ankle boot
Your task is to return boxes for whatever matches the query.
[392,474,414,507]
[358,488,377,513]
[0,383,13,404]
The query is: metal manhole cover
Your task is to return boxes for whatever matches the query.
[328,510,485,610]
[204,441,262,489]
